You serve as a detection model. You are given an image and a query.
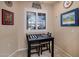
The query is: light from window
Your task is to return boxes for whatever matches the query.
[27,11,46,30]
[37,13,46,29]
[27,12,36,30]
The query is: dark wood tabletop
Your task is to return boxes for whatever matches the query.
[27,34,54,57]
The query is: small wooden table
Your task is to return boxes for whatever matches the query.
[27,36,54,57]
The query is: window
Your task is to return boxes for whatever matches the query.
[37,13,46,29]
[27,11,46,30]
[27,12,36,30]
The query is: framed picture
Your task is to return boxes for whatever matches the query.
[2,9,14,25]
[61,8,79,26]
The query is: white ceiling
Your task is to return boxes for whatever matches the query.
[40,1,58,5]
[26,1,58,5]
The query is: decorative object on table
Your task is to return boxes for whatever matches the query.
[2,9,14,25]
[32,1,41,9]
[63,1,73,8]
[4,1,13,7]
[47,32,51,37]
[61,8,79,26]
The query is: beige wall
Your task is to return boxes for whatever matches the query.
[0,2,18,56]
[17,1,54,49]
[0,1,54,56]
[52,1,79,56]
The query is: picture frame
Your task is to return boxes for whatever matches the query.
[2,9,14,25]
[61,8,79,26]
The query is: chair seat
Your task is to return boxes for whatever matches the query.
[40,42,49,45]
[31,44,40,46]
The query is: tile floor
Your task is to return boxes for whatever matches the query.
[12,46,68,57]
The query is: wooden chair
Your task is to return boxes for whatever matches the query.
[26,34,40,56]
[40,41,50,55]
[40,33,51,55]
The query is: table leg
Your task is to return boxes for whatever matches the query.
[51,39,54,57]
[49,41,51,52]
[27,43,31,57]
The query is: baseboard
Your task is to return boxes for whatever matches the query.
[54,44,72,57]
[17,48,27,52]
[8,45,72,57]
[8,48,27,57]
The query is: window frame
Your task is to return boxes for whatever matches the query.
[24,8,47,32]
